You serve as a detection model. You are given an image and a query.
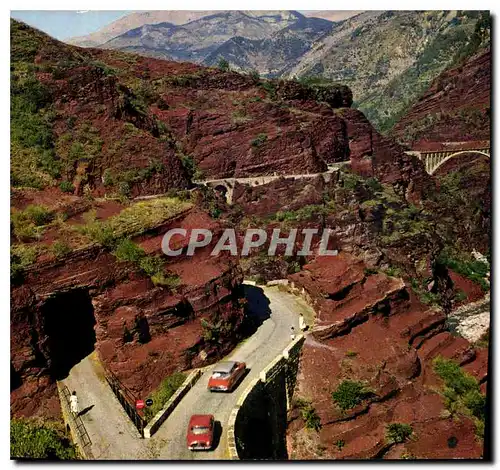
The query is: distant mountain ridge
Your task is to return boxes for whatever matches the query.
[101,10,334,68]
[66,10,360,47]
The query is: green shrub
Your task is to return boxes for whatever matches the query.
[332,380,372,411]
[302,406,322,432]
[250,133,268,148]
[11,205,53,242]
[342,173,362,190]
[386,423,413,444]
[335,440,345,451]
[113,238,145,263]
[293,397,321,431]
[248,69,260,82]
[102,169,114,187]
[454,289,467,302]
[59,181,74,193]
[217,58,230,71]
[138,255,164,277]
[151,273,181,289]
[51,241,71,259]
[10,419,77,460]
[345,350,358,358]
[23,205,53,226]
[78,220,116,248]
[385,266,403,278]
[179,154,198,179]
[260,80,277,99]
[365,177,383,193]
[11,244,40,280]
[143,372,187,422]
[433,356,485,436]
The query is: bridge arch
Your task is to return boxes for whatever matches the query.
[213,184,229,195]
[430,150,490,175]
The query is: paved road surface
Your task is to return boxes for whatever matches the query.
[151,284,314,460]
[60,352,159,459]
[59,284,314,460]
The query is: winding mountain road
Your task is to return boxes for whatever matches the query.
[59,283,314,460]
[151,283,314,460]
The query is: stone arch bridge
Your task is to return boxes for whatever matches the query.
[195,162,349,204]
[405,142,490,175]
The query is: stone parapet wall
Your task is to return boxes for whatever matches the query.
[227,335,305,460]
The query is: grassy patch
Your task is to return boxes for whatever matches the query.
[231,109,252,125]
[433,356,486,437]
[437,248,489,291]
[274,204,332,223]
[55,122,103,179]
[77,197,192,245]
[10,418,78,460]
[50,241,71,259]
[59,181,74,193]
[11,205,54,242]
[11,244,41,281]
[144,372,186,422]
[10,70,60,188]
[112,238,180,288]
[410,278,441,306]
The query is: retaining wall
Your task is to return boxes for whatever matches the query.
[143,369,202,438]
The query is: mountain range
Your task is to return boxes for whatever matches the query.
[67,10,490,131]
[103,11,335,78]
[67,10,361,48]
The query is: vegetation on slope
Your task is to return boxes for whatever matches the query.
[433,356,486,437]
[292,10,490,132]
[11,419,78,460]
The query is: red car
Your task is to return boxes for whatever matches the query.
[186,414,214,451]
[207,361,246,392]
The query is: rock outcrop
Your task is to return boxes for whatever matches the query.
[10,207,246,419]
[393,48,491,147]
[287,253,487,460]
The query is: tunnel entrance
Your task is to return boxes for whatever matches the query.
[41,289,96,380]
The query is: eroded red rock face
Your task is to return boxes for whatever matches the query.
[287,253,486,460]
[393,49,491,147]
[10,208,245,418]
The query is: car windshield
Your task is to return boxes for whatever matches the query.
[191,426,210,435]
[211,371,229,378]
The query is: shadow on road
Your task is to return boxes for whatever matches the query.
[211,420,222,451]
[78,404,95,417]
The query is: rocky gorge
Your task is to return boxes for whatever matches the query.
[10,17,490,460]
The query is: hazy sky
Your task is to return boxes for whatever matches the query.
[11,11,131,40]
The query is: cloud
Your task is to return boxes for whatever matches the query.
[76,10,90,14]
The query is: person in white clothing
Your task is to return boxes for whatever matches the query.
[299,313,307,332]
[70,391,79,416]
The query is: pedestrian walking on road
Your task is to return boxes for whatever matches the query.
[299,313,307,332]
[290,326,296,340]
[70,391,79,416]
